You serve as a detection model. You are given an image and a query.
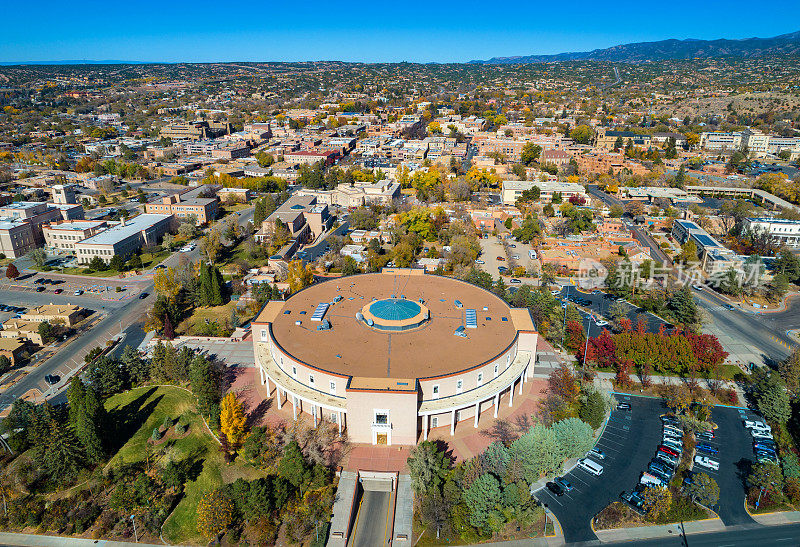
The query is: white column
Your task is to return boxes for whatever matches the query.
[474,403,480,428]
[519,373,524,395]
[450,409,456,436]
[494,392,500,418]
[292,396,297,420]
[509,381,515,407]
[264,374,270,394]
[276,387,282,410]
[338,411,342,435]
[423,414,429,441]
[313,405,318,428]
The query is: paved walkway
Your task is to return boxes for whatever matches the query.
[751,510,800,526]
[172,337,255,367]
[0,533,162,547]
[594,518,726,543]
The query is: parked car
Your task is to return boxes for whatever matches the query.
[36,286,46,292]
[53,288,63,294]
[696,444,718,456]
[658,445,679,457]
[512,254,520,260]
[510,279,522,284]
[139,292,149,299]
[74,289,83,295]
[648,467,672,483]
[617,402,631,411]
[475,259,485,264]
[496,256,505,261]
[595,319,609,327]
[744,420,769,431]
[44,374,60,385]
[694,456,719,471]
[662,438,682,452]
[554,477,573,492]
[546,481,565,496]
[621,491,645,514]
[588,448,606,460]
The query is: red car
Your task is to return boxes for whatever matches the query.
[54,288,63,294]
[658,445,679,457]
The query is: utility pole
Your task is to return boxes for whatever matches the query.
[130,515,138,542]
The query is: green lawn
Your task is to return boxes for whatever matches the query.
[104,385,262,545]
[54,250,171,277]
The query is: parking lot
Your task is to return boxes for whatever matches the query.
[534,394,759,543]
[556,286,671,336]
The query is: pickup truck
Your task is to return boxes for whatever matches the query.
[694,456,720,471]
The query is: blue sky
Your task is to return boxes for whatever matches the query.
[2,1,799,63]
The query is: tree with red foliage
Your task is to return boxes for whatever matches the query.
[569,194,587,206]
[4,264,19,279]
[566,320,585,352]
[588,329,616,368]
[616,360,634,387]
[686,333,728,371]
[547,363,580,404]
[618,318,632,332]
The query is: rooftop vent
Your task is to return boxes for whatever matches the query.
[454,325,467,338]
[465,309,477,329]
[316,319,331,331]
[454,299,463,309]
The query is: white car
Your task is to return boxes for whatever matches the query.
[588,448,605,460]
[744,420,770,431]
[694,456,719,471]
[594,319,609,327]
[691,284,704,291]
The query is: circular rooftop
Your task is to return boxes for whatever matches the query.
[267,272,518,379]
[361,298,428,331]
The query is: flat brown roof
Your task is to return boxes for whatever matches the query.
[266,271,522,379]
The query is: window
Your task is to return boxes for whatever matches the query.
[329,381,336,395]
[260,329,267,341]
[291,365,297,378]
[494,364,499,377]
[477,373,483,386]
[456,380,463,394]
[374,410,389,425]
[431,417,439,428]
[432,384,440,398]
[309,374,315,385]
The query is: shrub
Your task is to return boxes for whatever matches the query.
[151,427,162,441]
[785,478,800,505]
[162,416,172,429]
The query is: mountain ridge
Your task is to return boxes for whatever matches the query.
[470,30,800,64]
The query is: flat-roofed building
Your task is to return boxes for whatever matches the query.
[501,180,587,205]
[145,193,218,225]
[743,217,800,247]
[254,195,332,245]
[159,120,231,141]
[22,304,83,327]
[0,338,27,366]
[75,214,175,264]
[0,319,44,345]
[0,218,36,258]
[43,220,108,251]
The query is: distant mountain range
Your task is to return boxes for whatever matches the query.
[470,30,800,64]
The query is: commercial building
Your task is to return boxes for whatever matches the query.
[594,128,652,150]
[75,214,174,264]
[252,269,538,445]
[254,195,332,245]
[43,220,108,252]
[0,319,45,345]
[0,201,83,245]
[0,218,36,258]
[145,190,219,225]
[22,304,83,327]
[0,338,27,366]
[159,120,232,141]
[699,130,800,159]
[296,180,401,207]
[742,218,800,248]
[671,219,742,274]
[501,180,587,205]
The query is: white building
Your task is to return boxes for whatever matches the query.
[743,218,800,248]
[501,180,587,205]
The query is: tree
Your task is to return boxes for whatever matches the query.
[29,248,47,269]
[686,473,720,506]
[108,254,125,272]
[37,321,55,344]
[748,462,783,494]
[579,389,607,429]
[120,344,149,385]
[4,264,19,279]
[463,473,501,529]
[551,418,594,458]
[547,363,580,404]
[88,255,106,271]
[277,440,312,490]
[751,369,791,423]
[199,228,222,264]
[657,383,692,413]
[668,285,699,327]
[0,355,11,375]
[67,378,106,463]
[569,124,594,144]
[641,486,672,521]
[189,355,221,421]
[287,259,314,294]
[520,143,542,166]
[86,356,128,396]
[196,490,235,539]
[407,440,450,496]
[220,392,247,452]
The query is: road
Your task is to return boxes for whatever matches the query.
[603,522,800,547]
[349,490,390,547]
[692,287,793,365]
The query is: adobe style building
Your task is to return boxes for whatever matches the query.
[251,269,538,446]
[144,189,219,225]
[75,214,174,264]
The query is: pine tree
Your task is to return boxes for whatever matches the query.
[120,344,149,385]
[220,392,247,451]
[67,377,107,463]
[163,313,175,340]
[210,267,224,306]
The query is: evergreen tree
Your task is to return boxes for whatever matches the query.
[668,285,699,327]
[35,420,85,483]
[579,389,606,429]
[67,378,106,463]
[190,355,221,421]
[120,344,149,385]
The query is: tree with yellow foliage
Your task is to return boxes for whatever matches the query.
[196,490,234,538]
[220,392,248,451]
[287,259,314,294]
[153,267,180,300]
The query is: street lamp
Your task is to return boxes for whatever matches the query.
[130,515,138,542]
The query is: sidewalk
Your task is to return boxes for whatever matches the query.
[750,509,800,526]
[593,517,726,543]
[0,533,163,547]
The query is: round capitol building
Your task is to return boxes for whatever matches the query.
[252,268,538,445]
